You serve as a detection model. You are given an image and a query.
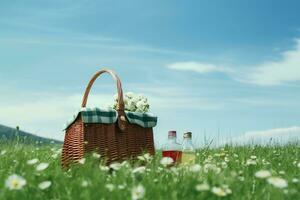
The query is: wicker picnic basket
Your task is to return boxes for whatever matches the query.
[61,69,157,168]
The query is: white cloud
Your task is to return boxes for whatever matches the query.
[166,61,232,74]
[239,39,300,86]
[167,39,300,86]
[226,126,300,145]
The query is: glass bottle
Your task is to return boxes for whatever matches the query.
[162,131,182,164]
[181,132,196,165]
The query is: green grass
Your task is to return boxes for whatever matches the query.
[0,140,299,200]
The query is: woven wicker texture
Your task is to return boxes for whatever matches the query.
[61,69,155,168]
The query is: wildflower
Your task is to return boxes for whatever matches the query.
[233,154,238,158]
[99,165,110,171]
[251,155,257,159]
[292,178,299,183]
[279,171,285,175]
[105,183,115,191]
[109,162,122,171]
[297,162,300,168]
[36,163,49,171]
[132,166,146,174]
[204,164,221,174]
[92,152,101,159]
[81,180,89,187]
[255,170,271,179]
[38,181,52,190]
[137,153,152,162]
[118,184,126,190]
[267,177,288,189]
[0,150,7,155]
[51,154,58,159]
[131,185,145,200]
[195,183,210,191]
[27,158,39,165]
[160,157,174,166]
[78,158,86,165]
[211,187,227,197]
[5,174,26,190]
[189,164,201,172]
[246,159,257,166]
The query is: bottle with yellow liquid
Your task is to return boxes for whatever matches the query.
[181,132,196,165]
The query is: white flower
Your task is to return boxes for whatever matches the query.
[105,183,115,191]
[132,166,146,174]
[279,171,285,175]
[255,170,271,179]
[250,155,257,159]
[203,164,221,174]
[0,150,7,155]
[211,187,227,197]
[78,158,86,165]
[36,163,49,171]
[137,153,152,162]
[81,180,89,187]
[195,183,210,191]
[267,177,288,188]
[246,159,257,166]
[109,162,122,171]
[99,165,110,171]
[38,181,52,190]
[189,164,201,172]
[5,174,27,190]
[292,178,299,183]
[118,184,126,190]
[92,152,101,159]
[297,162,300,168]
[160,157,174,166]
[27,158,39,165]
[131,185,145,200]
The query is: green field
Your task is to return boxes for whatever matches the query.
[0,141,299,200]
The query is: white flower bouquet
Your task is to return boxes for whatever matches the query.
[113,92,150,113]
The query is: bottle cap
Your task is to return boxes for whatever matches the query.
[183,132,192,138]
[168,131,177,138]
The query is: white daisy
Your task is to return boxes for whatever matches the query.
[81,180,89,187]
[255,170,271,179]
[246,159,257,166]
[38,181,52,190]
[109,162,122,171]
[211,187,227,197]
[105,183,115,191]
[99,165,110,171]
[292,178,299,183]
[27,158,39,165]
[195,183,210,191]
[160,157,174,166]
[92,153,101,159]
[36,163,49,171]
[131,185,145,200]
[5,174,27,190]
[0,150,7,155]
[132,166,146,174]
[267,177,288,189]
[189,164,201,172]
[78,158,86,165]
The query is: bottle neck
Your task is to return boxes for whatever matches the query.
[168,137,177,143]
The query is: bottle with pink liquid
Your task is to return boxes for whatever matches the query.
[162,131,182,164]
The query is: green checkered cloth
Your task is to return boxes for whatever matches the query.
[64,107,157,130]
[125,111,157,128]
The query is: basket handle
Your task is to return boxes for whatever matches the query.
[81,69,127,131]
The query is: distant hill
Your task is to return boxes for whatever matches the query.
[0,124,62,144]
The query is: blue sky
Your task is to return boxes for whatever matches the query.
[1,0,300,146]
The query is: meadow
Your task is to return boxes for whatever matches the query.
[0,140,299,200]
